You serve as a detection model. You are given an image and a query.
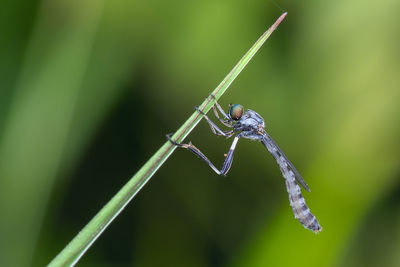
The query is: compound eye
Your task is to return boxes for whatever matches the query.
[229,104,243,120]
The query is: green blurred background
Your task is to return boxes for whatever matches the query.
[1,0,400,266]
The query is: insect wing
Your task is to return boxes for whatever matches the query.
[261,133,311,192]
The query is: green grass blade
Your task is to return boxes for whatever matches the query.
[48,12,287,267]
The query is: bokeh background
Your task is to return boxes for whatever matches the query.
[1,0,400,266]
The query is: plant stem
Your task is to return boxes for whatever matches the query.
[48,12,287,267]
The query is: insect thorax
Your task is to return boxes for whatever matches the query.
[234,110,265,140]
[239,110,265,128]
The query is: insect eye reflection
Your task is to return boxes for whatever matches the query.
[228,104,244,120]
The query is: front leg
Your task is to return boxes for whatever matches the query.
[209,94,234,127]
[195,106,234,138]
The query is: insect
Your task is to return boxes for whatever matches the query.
[167,97,322,233]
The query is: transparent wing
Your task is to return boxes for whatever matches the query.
[260,133,311,192]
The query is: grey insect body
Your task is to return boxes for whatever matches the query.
[167,99,322,233]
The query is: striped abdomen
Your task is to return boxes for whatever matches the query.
[261,134,322,233]
[284,172,322,233]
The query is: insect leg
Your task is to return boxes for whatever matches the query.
[208,95,234,127]
[220,136,240,175]
[195,106,234,137]
[212,106,234,127]
[166,134,241,176]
